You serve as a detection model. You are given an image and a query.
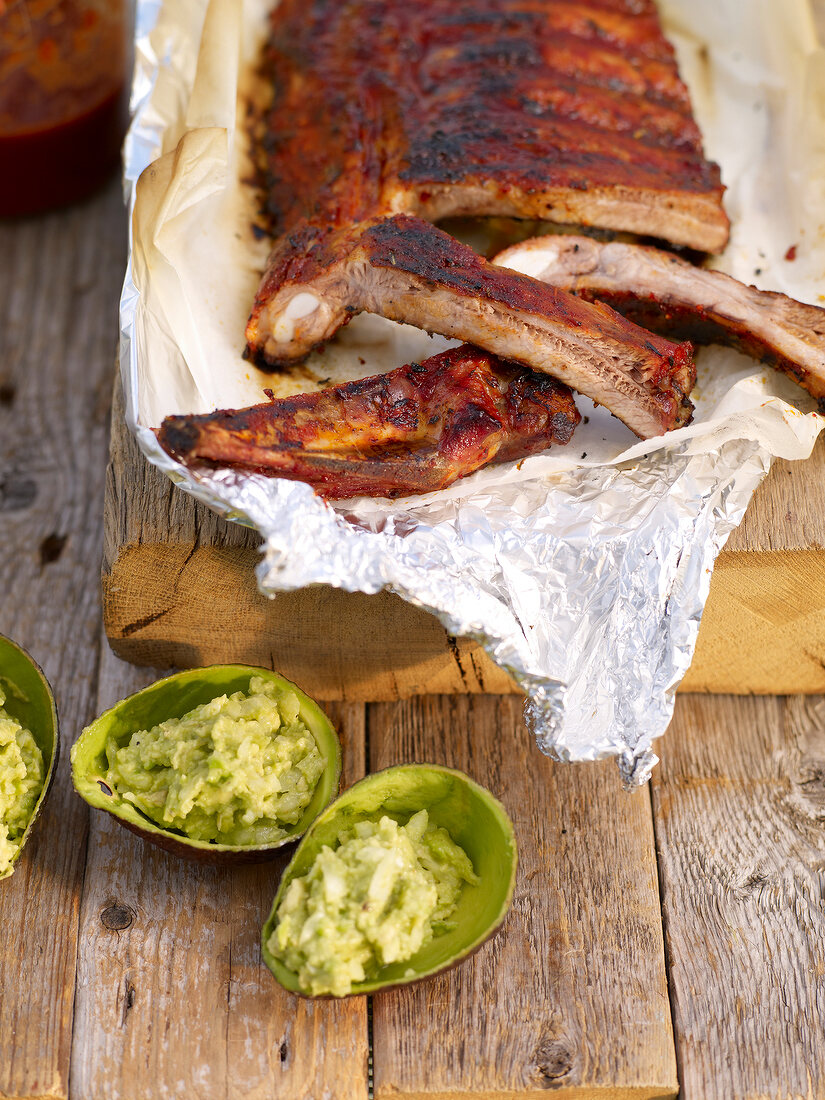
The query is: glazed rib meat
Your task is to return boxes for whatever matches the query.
[496,235,825,401]
[253,0,728,253]
[158,346,581,499]
[247,215,696,439]
[247,0,730,413]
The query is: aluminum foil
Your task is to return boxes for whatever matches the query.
[119,0,825,785]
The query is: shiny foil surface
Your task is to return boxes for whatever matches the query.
[120,0,825,784]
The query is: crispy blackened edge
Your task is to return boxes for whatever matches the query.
[156,345,581,496]
[363,215,692,366]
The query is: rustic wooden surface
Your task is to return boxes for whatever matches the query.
[2,169,825,1100]
[652,695,825,1100]
[370,697,676,1100]
[0,181,126,1100]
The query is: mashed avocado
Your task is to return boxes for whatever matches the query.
[268,809,479,996]
[0,687,45,876]
[104,676,325,846]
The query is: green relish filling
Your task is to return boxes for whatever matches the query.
[268,810,479,996]
[104,676,325,846]
[0,687,45,876]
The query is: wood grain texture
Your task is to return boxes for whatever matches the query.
[681,546,825,693]
[652,694,825,1100]
[0,181,127,1100]
[70,644,369,1100]
[726,434,825,554]
[368,695,677,1100]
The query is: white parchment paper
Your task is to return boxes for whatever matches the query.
[120,0,825,783]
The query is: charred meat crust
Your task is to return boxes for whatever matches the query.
[495,235,825,401]
[363,217,683,380]
[243,0,721,442]
[256,0,728,250]
[246,215,695,439]
[158,345,581,499]
[364,215,696,409]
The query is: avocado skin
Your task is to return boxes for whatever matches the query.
[262,763,518,996]
[0,634,60,881]
[70,665,342,865]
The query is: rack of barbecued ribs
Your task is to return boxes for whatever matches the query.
[160,0,825,498]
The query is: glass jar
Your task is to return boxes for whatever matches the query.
[0,0,129,217]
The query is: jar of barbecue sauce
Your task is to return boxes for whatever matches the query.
[0,0,129,217]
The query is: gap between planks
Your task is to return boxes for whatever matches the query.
[652,694,825,1100]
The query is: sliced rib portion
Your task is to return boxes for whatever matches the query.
[256,0,728,253]
[246,215,696,439]
[157,346,581,499]
[495,235,825,401]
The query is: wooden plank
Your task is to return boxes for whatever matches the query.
[0,181,127,1100]
[681,543,825,693]
[726,435,825,554]
[70,644,369,1100]
[726,435,825,558]
[652,694,825,1100]
[369,695,677,1100]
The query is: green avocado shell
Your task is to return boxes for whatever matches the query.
[70,664,342,864]
[0,634,60,881]
[262,763,518,996]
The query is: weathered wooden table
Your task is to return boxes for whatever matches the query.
[1,179,824,1100]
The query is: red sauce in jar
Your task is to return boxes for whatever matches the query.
[0,2,128,217]
[0,85,126,216]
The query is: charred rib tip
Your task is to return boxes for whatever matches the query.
[151,346,580,496]
[552,410,578,444]
[243,342,279,372]
[157,418,202,459]
[244,340,311,373]
[675,399,694,430]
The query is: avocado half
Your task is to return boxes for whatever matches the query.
[0,634,60,881]
[262,763,518,995]
[70,665,342,864]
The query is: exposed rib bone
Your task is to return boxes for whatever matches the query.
[246,216,696,439]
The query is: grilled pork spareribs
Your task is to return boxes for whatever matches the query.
[252,0,727,252]
[495,235,825,402]
[247,215,696,438]
[244,0,725,438]
[158,346,581,498]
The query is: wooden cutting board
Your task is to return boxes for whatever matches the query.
[102,381,825,698]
